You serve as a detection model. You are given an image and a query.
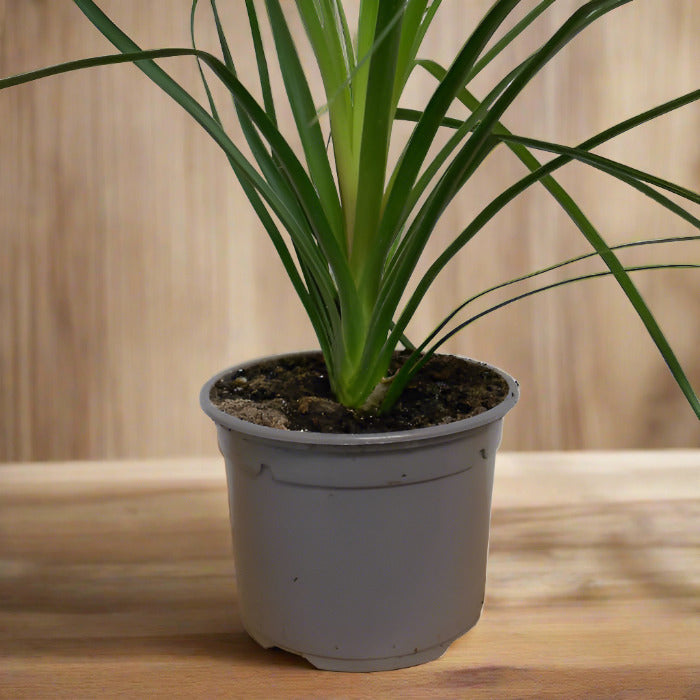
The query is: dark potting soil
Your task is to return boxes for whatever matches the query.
[209,352,511,434]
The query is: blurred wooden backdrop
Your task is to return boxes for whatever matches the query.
[1,1,698,461]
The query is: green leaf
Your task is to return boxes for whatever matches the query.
[244,0,277,125]
[498,133,700,206]
[350,0,405,296]
[467,0,556,80]
[392,0,430,112]
[295,0,356,246]
[264,0,345,250]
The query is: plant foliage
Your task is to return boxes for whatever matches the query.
[1,0,698,416]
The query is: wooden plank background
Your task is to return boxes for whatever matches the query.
[0,1,698,461]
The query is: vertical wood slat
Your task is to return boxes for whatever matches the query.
[0,1,698,461]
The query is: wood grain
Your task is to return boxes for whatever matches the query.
[0,1,698,460]
[0,451,698,698]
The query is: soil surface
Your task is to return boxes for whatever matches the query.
[209,352,511,434]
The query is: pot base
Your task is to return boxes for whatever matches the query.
[303,642,451,672]
[248,627,468,672]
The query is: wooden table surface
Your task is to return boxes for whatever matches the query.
[1,451,698,699]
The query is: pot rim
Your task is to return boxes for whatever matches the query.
[200,351,519,448]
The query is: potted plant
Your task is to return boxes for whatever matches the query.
[2,0,698,672]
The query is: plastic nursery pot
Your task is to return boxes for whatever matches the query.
[200,352,519,673]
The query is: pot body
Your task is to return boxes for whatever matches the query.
[201,353,518,672]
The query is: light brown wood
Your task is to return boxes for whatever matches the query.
[0,2,698,461]
[0,451,698,698]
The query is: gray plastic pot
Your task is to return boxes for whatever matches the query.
[200,352,519,672]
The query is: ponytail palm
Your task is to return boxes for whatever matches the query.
[1,0,698,416]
